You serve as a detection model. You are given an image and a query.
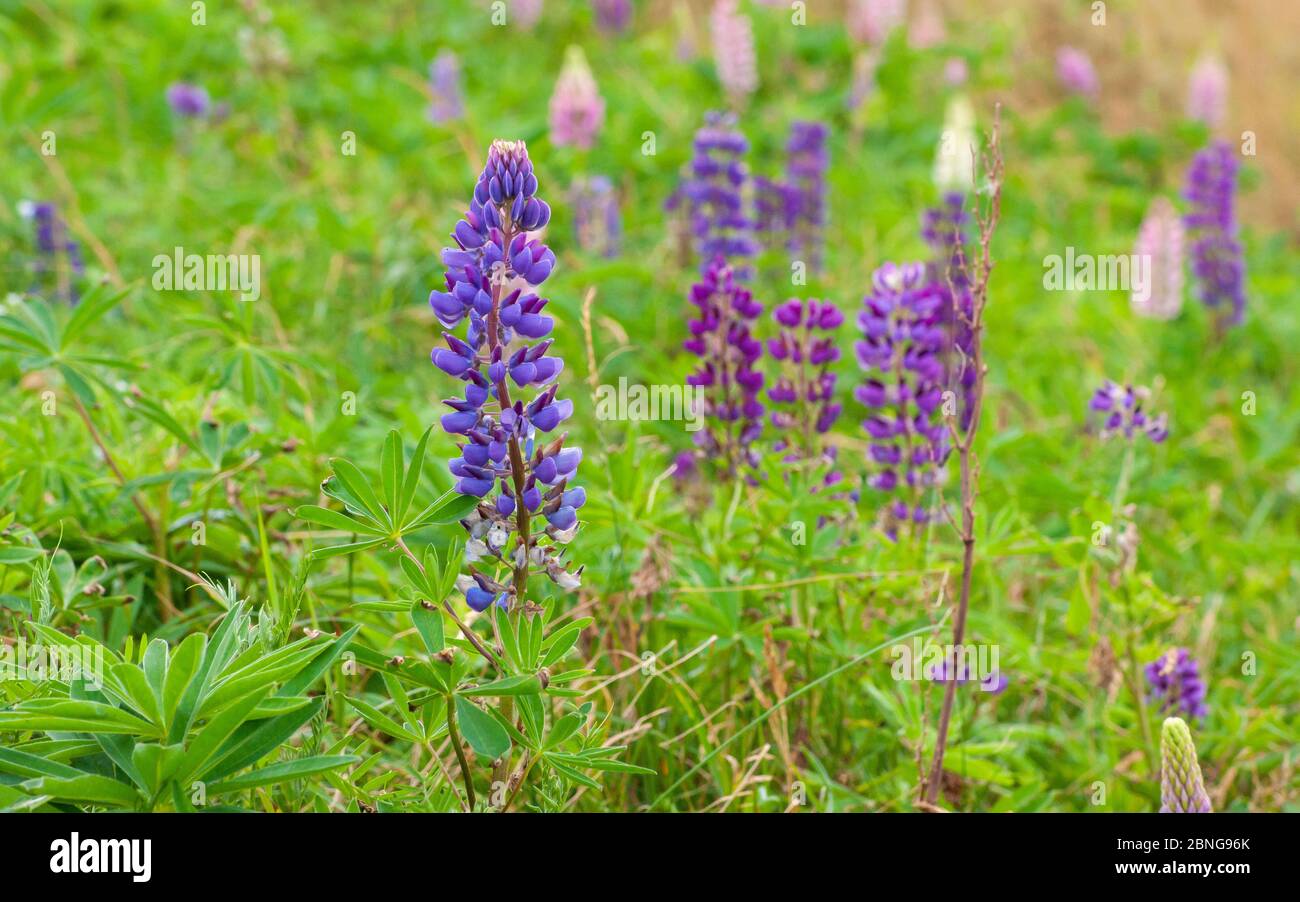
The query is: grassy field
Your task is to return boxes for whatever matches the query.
[0,0,1296,814]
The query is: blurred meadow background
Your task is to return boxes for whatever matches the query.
[0,0,1296,813]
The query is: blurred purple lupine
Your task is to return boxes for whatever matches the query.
[1056,47,1099,100]
[854,263,951,538]
[847,0,905,46]
[592,0,631,33]
[669,111,759,276]
[166,82,211,118]
[427,50,465,124]
[21,201,84,303]
[909,0,946,49]
[549,46,605,150]
[1183,140,1246,327]
[926,658,1009,695]
[429,139,583,609]
[921,193,976,430]
[943,57,969,87]
[786,121,828,274]
[512,0,543,30]
[1159,717,1213,813]
[753,176,797,256]
[1088,381,1169,443]
[684,256,765,474]
[711,0,757,106]
[1131,197,1186,321]
[570,175,621,258]
[1146,648,1208,721]
[1186,54,1228,130]
[768,298,844,485]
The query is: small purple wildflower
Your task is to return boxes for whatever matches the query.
[684,256,765,475]
[592,0,631,33]
[768,298,843,484]
[1088,381,1169,443]
[21,201,84,303]
[1056,47,1099,100]
[1183,140,1246,327]
[926,658,1009,695]
[854,263,951,538]
[427,50,465,124]
[166,82,211,118]
[1145,648,1209,721]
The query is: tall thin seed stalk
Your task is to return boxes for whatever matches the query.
[923,104,1003,808]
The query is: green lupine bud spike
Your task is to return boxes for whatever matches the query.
[1159,716,1212,813]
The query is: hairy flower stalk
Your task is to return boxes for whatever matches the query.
[1089,381,1169,443]
[711,0,757,107]
[549,46,605,150]
[1145,648,1208,720]
[427,50,465,124]
[570,175,621,258]
[1159,717,1212,813]
[1131,197,1186,320]
[430,140,584,610]
[855,263,951,538]
[669,111,759,276]
[684,256,765,475]
[1183,140,1246,328]
[769,298,843,484]
[786,121,829,274]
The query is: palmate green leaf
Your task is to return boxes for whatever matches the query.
[0,546,43,564]
[0,746,87,780]
[201,697,327,782]
[411,599,445,655]
[204,755,358,796]
[127,396,202,454]
[307,537,387,561]
[107,663,163,727]
[162,633,204,729]
[381,430,403,522]
[329,457,391,530]
[552,750,656,776]
[130,742,186,795]
[544,756,602,790]
[277,625,359,698]
[345,696,423,744]
[459,674,543,698]
[454,695,510,759]
[168,604,249,744]
[61,282,133,349]
[0,699,157,736]
[407,489,479,529]
[22,773,143,809]
[296,504,387,536]
[399,427,434,525]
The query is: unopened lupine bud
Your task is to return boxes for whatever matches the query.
[1159,716,1212,813]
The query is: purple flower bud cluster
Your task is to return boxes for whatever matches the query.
[21,201,84,303]
[854,263,952,537]
[427,50,464,124]
[1088,381,1169,443]
[1145,648,1208,720]
[570,176,621,258]
[768,298,844,484]
[926,659,1009,695]
[429,140,583,609]
[166,82,212,118]
[684,256,765,473]
[1182,140,1246,327]
[921,192,975,430]
[670,111,759,276]
[785,121,828,273]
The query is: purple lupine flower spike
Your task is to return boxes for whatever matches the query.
[1131,197,1185,321]
[592,0,631,33]
[854,262,951,538]
[570,176,620,258]
[1089,380,1169,443]
[921,192,975,430]
[166,82,211,118]
[1183,140,1246,327]
[753,176,798,257]
[768,298,843,486]
[1159,717,1213,813]
[786,121,828,274]
[1145,648,1208,720]
[711,0,757,106]
[684,257,765,475]
[1056,47,1099,100]
[512,0,543,30]
[549,46,605,150]
[847,0,905,47]
[21,201,84,303]
[672,111,758,277]
[427,50,464,124]
[431,139,583,608]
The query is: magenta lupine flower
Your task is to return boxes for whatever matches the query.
[1131,197,1185,321]
[711,0,757,106]
[768,298,844,485]
[427,50,464,124]
[549,46,604,150]
[1159,717,1213,813]
[786,122,829,274]
[921,193,975,430]
[1183,140,1246,327]
[570,175,620,258]
[847,0,905,46]
[1056,47,1099,100]
[670,111,759,276]
[429,139,583,609]
[854,263,952,537]
[1145,648,1208,720]
[592,0,631,33]
[1186,54,1228,130]
[1088,381,1169,443]
[166,82,211,118]
[684,256,765,474]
